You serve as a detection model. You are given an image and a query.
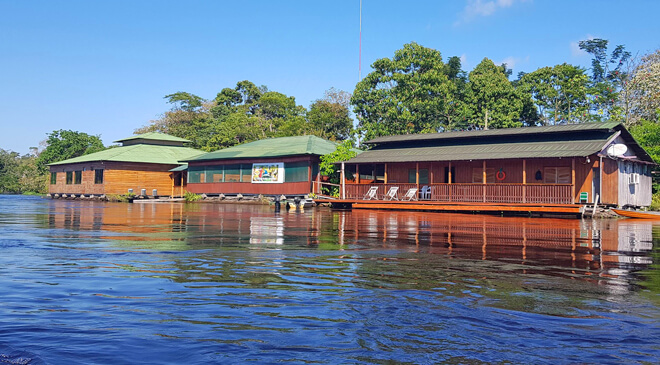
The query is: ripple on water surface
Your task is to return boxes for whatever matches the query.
[0,195,658,364]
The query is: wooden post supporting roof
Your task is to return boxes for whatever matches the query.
[482,160,487,202]
[571,158,576,203]
[341,162,345,199]
[416,162,419,186]
[384,163,388,184]
[522,159,526,203]
[356,164,360,184]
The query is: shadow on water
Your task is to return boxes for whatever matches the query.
[0,195,658,364]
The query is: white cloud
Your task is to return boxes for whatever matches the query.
[495,55,529,71]
[460,54,467,65]
[570,34,595,57]
[455,0,527,26]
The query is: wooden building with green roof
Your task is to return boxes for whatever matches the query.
[48,132,204,197]
[338,122,654,209]
[183,135,342,197]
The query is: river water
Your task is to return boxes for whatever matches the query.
[0,195,658,364]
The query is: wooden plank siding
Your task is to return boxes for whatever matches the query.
[347,157,598,205]
[49,161,179,196]
[601,158,619,205]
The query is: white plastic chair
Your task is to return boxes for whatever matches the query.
[420,185,431,200]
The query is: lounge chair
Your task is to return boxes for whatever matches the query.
[402,187,418,201]
[420,185,431,200]
[383,186,399,201]
[363,186,378,200]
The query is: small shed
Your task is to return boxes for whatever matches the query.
[183,135,341,197]
[48,132,204,197]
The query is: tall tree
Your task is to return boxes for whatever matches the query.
[351,42,458,141]
[36,130,105,173]
[307,88,354,141]
[622,49,660,125]
[579,38,631,121]
[518,64,589,125]
[466,58,523,129]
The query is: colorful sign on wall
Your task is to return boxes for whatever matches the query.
[252,163,284,183]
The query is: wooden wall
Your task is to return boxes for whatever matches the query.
[187,181,312,195]
[49,161,179,196]
[601,158,618,205]
[617,160,652,207]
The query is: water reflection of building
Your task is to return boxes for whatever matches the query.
[250,217,284,244]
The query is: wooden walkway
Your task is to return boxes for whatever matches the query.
[314,198,582,215]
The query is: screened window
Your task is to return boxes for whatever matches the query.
[94,169,104,184]
[358,164,374,181]
[188,166,204,183]
[544,167,571,184]
[285,162,309,182]
[241,164,252,182]
[224,164,241,182]
[74,171,82,184]
[205,166,224,183]
[66,171,73,185]
[50,172,57,185]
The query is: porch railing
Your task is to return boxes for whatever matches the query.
[344,183,574,205]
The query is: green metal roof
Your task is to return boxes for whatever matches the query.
[48,144,205,166]
[348,137,614,163]
[169,164,188,172]
[364,122,622,145]
[114,132,191,144]
[187,135,342,162]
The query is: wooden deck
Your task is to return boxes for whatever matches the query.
[314,198,583,215]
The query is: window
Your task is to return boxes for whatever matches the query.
[74,171,82,184]
[241,164,252,182]
[205,166,224,183]
[472,168,495,183]
[188,166,204,183]
[66,171,73,184]
[285,162,309,182]
[50,172,57,185]
[408,169,429,184]
[94,169,104,184]
[224,164,241,182]
[543,167,571,184]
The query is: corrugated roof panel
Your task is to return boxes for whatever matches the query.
[365,122,621,144]
[187,135,341,161]
[48,144,205,166]
[347,139,610,164]
[114,132,191,143]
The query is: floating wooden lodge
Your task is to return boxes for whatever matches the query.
[48,133,204,197]
[183,135,343,197]
[319,122,655,215]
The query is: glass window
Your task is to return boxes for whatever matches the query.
[241,164,252,182]
[74,171,82,184]
[94,169,104,184]
[205,166,224,183]
[188,166,204,183]
[66,171,73,184]
[285,162,309,182]
[50,172,57,185]
[409,169,430,184]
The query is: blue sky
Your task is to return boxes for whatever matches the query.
[1,0,659,153]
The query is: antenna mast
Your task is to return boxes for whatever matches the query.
[359,0,362,81]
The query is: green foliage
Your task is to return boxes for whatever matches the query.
[1,149,48,194]
[517,64,589,125]
[138,81,353,151]
[466,58,523,129]
[629,119,660,163]
[319,141,358,196]
[307,100,353,141]
[352,42,460,140]
[36,130,105,173]
[184,191,202,202]
[649,192,660,211]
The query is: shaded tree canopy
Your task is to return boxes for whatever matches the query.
[36,130,105,173]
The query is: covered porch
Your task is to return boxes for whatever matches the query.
[338,157,591,205]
